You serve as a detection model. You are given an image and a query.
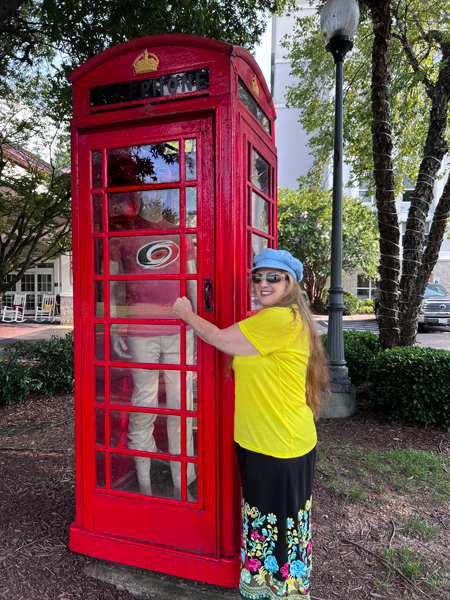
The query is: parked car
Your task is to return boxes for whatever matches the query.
[418,283,450,330]
[374,283,450,331]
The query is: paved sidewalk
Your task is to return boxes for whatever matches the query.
[0,320,73,353]
[313,312,378,334]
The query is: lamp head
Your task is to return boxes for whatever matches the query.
[320,0,360,41]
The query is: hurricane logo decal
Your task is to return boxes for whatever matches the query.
[136,240,180,269]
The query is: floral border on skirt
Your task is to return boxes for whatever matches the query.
[239,497,312,600]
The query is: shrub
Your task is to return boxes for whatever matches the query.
[342,290,360,315]
[369,346,450,430]
[321,330,380,386]
[320,289,361,315]
[357,305,375,314]
[0,332,74,406]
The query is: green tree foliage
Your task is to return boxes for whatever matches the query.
[0,65,71,296]
[0,152,71,295]
[282,0,450,349]
[1,0,279,115]
[278,184,379,305]
[0,0,279,295]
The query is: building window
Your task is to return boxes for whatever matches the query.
[37,274,52,292]
[402,178,414,206]
[357,275,377,300]
[359,186,375,205]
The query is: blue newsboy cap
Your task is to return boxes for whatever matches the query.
[251,249,303,282]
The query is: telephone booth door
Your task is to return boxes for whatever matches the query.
[78,117,217,553]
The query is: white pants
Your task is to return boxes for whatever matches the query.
[127,331,196,489]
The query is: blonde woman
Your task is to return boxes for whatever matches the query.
[173,248,329,600]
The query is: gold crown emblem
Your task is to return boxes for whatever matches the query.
[252,75,260,98]
[133,50,159,75]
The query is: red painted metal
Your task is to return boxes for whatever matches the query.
[70,34,277,587]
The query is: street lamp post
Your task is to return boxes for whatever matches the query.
[320,0,360,418]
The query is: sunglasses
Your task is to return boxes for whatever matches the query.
[252,273,287,284]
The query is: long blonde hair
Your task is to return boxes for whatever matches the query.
[256,270,330,420]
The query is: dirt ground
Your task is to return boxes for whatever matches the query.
[0,390,449,600]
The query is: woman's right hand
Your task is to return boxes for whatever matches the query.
[173,296,194,322]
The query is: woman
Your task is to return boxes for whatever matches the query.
[173,248,329,600]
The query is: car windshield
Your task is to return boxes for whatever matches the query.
[425,284,448,297]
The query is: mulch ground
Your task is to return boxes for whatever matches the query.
[0,391,449,600]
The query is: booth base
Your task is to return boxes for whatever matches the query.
[69,524,241,588]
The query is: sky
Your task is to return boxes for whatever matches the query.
[253,18,272,89]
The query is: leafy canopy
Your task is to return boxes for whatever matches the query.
[278,182,379,304]
[281,2,446,194]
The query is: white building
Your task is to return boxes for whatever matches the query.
[271,2,450,299]
[1,146,73,324]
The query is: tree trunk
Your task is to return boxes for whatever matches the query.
[369,0,399,349]
[398,40,450,346]
[416,176,450,293]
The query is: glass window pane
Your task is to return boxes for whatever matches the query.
[185,139,197,181]
[252,192,270,233]
[187,371,198,412]
[95,409,105,446]
[109,280,180,320]
[109,325,180,363]
[186,417,198,457]
[95,324,104,361]
[37,274,52,292]
[25,293,35,312]
[186,187,197,227]
[187,464,198,503]
[252,234,268,262]
[95,366,105,403]
[96,451,106,488]
[108,189,180,231]
[109,234,181,274]
[93,238,103,275]
[92,194,103,233]
[110,453,184,499]
[21,274,35,293]
[186,329,197,366]
[186,280,197,317]
[238,78,270,133]
[3,293,14,309]
[111,410,181,456]
[94,281,104,318]
[107,142,180,187]
[92,150,102,188]
[252,149,270,196]
[109,452,136,492]
[109,367,181,410]
[186,235,197,273]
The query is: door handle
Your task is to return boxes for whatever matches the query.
[204,279,213,312]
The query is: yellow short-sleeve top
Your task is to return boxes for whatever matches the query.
[233,306,316,459]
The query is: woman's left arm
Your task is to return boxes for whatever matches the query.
[173,297,259,356]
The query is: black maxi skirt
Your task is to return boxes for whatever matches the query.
[236,443,316,600]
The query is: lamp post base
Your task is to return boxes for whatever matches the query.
[321,367,355,418]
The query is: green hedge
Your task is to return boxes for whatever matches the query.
[369,346,450,430]
[321,331,450,429]
[316,289,362,315]
[0,332,74,406]
[321,330,380,387]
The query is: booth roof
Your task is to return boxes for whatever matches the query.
[68,33,272,107]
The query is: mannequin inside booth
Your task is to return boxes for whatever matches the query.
[107,143,197,500]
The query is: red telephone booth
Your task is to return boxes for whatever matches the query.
[69,34,277,587]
